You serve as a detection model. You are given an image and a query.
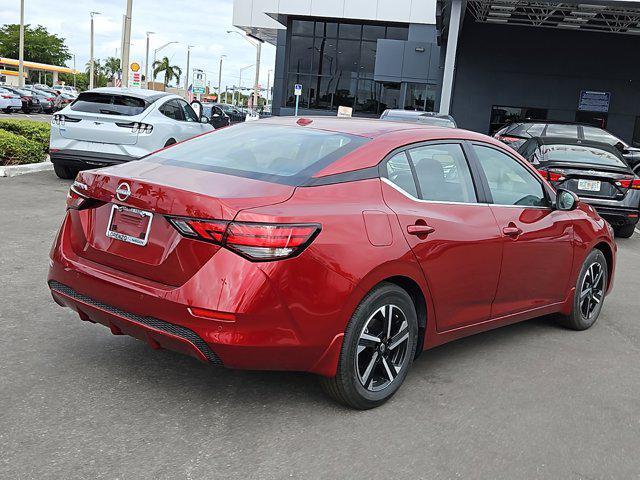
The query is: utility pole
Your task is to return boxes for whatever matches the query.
[89,11,101,90]
[145,32,154,88]
[184,45,193,92]
[266,69,273,109]
[217,55,226,102]
[121,0,133,88]
[73,54,76,88]
[252,39,262,110]
[18,0,24,88]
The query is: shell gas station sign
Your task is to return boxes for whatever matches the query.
[129,62,142,88]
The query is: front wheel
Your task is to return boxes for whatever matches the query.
[320,283,418,409]
[557,249,608,331]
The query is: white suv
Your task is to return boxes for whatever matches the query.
[52,85,79,97]
[50,87,214,179]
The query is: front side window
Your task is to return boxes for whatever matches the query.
[178,100,199,122]
[473,145,548,207]
[384,152,418,197]
[409,144,477,203]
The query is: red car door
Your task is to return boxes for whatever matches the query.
[381,143,503,331]
[470,143,574,318]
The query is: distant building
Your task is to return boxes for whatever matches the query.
[0,57,78,87]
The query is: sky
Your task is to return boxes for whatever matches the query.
[0,0,276,93]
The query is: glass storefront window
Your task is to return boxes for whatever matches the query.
[339,23,362,39]
[404,83,437,111]
[380,82,401,111]
[310,76,338,110]
[289,36,314,74]
[386,26,409,40]
[337,39,360,72]
[313,38,337,76]
[363,25,386,41]
[359,41,377,75]
[285,74,311,109]
[355,79,381,114]
[292,20,314,36]
[489,106,548,134]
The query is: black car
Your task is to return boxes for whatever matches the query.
[3,86,43,113]
[518,137,640,237]
[202,103,231,129]
[380,109,457,128]
[214,103,245,124]
[495,121,640,170]
[23,87,56,113]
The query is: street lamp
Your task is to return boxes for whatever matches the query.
[89,11,101,90]
[227,30,264,110]
[185,45,195,92]
[121,0,133,88]
[236,64,255,107]
[218,55,227,102]
[152,41,178,80]
[18,0,25,88]
[145,32,155,88]
[266,68,273,109]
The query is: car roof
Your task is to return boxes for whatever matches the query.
[527,136,622,154]
[384,110,454,119]
[87,87,172,99]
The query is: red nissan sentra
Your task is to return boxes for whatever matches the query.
[48,117,616,409]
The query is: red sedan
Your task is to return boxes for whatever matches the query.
[48,117,616,409]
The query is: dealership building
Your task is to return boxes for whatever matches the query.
[233,0,640,145]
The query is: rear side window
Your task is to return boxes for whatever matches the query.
[159,100,184,120]
[71,92,147,116]
[545,124,578,137]
[582,126,621,146]
[408,144,477,203]
[385,152,418,197]
[148,123,368,185]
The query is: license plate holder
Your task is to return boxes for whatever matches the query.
[106,205,153,246]
[577,179,601,192]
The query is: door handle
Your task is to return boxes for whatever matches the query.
[407,224,436,236]
[502,226,523,237]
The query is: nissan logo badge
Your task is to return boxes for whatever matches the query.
[115,182,132,201]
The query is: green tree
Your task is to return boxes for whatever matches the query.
[152,56,182,86]
[0,24,71,66]
[85,59,108,88]
[104,56,121,79]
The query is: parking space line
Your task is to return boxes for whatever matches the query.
[635,228,640,236]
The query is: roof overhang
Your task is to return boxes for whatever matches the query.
[0,57,78,74]
[466,0,640,34]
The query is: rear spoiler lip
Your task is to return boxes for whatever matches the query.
[540,161,633,176]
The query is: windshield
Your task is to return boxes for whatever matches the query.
[536,144,628,168]
[70,92,148,116]
[148,123,369,185]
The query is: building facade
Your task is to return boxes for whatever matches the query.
[234,0,640,146]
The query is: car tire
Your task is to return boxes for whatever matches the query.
[320,282,418,410]
[557,249,608,331]
[3,108,11,114]
[614,223,636,238]
[53,164,77,180]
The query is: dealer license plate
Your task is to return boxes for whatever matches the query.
[577,179,601,192]
[106,205,153,246]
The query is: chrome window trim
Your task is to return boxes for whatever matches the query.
[381,178,489,207]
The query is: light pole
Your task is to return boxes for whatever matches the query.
[266,68,273,109]
[145,32,154,88]
[73,54,76,88]
[227,30,264,110]
[217,55,226,102]
[121,0,133,87]
[237,64,255,107]
[89,11,101,90]
[18,0,25,88]
[184,45,194,92]
[152,41,178,81]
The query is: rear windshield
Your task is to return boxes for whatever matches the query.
[383,112,456,128]
[148,123,369,185]
[536,144,628,168]
[70,92,148,116]
[503,123,545,137]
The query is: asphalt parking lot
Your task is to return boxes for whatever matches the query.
[1,171,640,480]
[0,111,52,123]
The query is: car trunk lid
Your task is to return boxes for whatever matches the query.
[539,161,635,200]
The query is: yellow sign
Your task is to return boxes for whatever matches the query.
[130,62,140,73]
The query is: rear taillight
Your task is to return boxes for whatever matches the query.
[66,181,89,209]
[116,121,153,134]
[497,135,522,143]
[537,169,565,182]
[167,217,321,261]
[1,95,12,99]
[615,178,640,190]
[53,114,80,125]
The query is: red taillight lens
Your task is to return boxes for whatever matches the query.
[615,178,640,190]
[66,181,89,209]
[537,169,565,182]
[167,217,321,261]
[497,135,521,143]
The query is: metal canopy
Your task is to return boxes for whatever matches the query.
[467,0,640,34]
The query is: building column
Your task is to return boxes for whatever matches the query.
[52,71,59,85]
[439,0,463,115]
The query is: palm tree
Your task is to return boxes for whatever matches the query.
[104,57,121,80]
[85,58,106,87]
[152,56,182,86]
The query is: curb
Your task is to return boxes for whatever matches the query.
[0,158,53,178]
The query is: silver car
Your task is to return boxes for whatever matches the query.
[50,87,214,179]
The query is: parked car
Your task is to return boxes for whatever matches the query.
[53,85,79,97]
[49,87,214,179]
[2,86,42,113]
[23,87,56,113]
[380,110,457,128]
[0,87,23,113]
[494,121,640,170]
[518,136,640,237]
[214,103,245,124]
[202,103,231,129]
[48,117,616,409]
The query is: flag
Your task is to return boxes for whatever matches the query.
[187,84,194,103]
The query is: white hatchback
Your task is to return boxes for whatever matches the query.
[50,87,214,179]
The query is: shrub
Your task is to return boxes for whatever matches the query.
[0,119,50,152]
[0,129,46,165]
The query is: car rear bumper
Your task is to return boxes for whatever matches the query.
[50,149,139,169]
[583,201,640,227]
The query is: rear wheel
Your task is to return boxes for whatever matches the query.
[614,223,636,238]
[557,249,608,331]
[53,164,77,180]
[164,138,177,147]
[320,283,418,409]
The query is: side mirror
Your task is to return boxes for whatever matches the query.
[200,116,210,124]
[190,100,203,119]
[556,189,580,211]
[614,141,628,153]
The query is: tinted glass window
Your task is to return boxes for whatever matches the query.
[409,144,477,203]
[545,124,578,137]
[159,100,183,120]
[363,25,386,40]
[386,26,409,40]
[178,100,199,122]
[385,152,418,197]
[538,144,628,168]
[473,145,547,207]
[149,123,367,183]
[339,23,362,39]
[289,36,314,74]
[292,20,314,36]
[582,126,622,146]
[71,92,147,116]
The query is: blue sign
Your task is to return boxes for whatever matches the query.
[578,91,611,113]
